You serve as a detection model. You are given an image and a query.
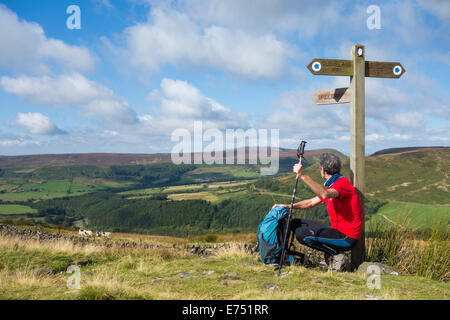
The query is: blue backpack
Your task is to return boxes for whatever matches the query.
[257,206,300,265]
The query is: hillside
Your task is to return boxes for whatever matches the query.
[0,147,346,169]
[0,224,448,300]
[0,147,448,236]
[371,146,448,157]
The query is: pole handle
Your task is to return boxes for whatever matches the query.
[297,141,307,158]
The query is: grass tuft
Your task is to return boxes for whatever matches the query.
[366,215,449,282]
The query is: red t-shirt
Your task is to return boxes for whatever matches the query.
[318,176,363,240]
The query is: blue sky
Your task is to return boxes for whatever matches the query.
[0,0,448,156]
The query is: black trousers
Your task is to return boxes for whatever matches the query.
[291,219,358,256]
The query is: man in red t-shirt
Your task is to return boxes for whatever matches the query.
[272,153,362,271]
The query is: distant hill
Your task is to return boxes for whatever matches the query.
[0,153,173,168]
[370,146,448,157]
[0,147,346,169]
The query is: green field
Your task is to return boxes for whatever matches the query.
[182,165,261,181]
[118,187,163,196]
[0,179,133,202]
[369,202,450,230]
[0,204,37,215]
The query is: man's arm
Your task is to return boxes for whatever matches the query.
[293,196,323,209]
[300,175,339,199]
[293,163,339,199]
[273,196,323,210]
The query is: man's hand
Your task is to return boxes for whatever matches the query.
[293,162,304,177]
[272,204,289,209]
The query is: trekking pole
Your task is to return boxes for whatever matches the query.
[277,140,307,276]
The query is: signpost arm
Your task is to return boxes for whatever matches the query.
[350,44,366,270]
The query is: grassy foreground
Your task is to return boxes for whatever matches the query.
[0,234,448,300]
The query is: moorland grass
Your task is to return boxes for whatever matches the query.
[0,229,448,300]
[366,216,449,282]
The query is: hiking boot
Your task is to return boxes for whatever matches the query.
[295,253,313,267]
[319,253,331,269]
[329,253,349,272]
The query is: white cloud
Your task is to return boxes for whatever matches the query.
[0,4,95,73]
[261,86,349,136]
[157,78,246,125]
[0,74,138,125]
[144,78,249,129]
[1,74,108,106]
[174,0,343,37]
[122,8,296,79]
[38,39,95,73]
[94,0,114,9]
[93,78,252,152]
[417,0,450,23]
[428,136,449,142]
[383,112,425,131]
[14,112,66,135]
[366,133,412,142]
[0,138,40,148]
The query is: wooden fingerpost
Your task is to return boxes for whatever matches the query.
[349,44,366,270]
[307,44,405,270]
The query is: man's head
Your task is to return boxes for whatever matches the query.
[319,153,341,179]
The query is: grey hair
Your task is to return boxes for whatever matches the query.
[319,153,341,175]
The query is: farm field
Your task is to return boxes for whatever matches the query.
[182,165,262,182]
[0,204,37,215]
[368,202,450,230]
[121,180,256,202]
[0,179,135,202]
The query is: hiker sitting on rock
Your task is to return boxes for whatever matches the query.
[272,153,363,271]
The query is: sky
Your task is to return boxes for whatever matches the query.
[0,0,449,156]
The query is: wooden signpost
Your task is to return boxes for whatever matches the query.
[312,87,351,105]
[307,44,405,269]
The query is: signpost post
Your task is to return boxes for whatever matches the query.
[307,44,405,269]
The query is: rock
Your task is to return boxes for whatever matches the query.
[275,271,293,278]
[263,283,279,291]
[357,262,399,276]
[175,272,192,278]
[220,279,244,285]
[151,279,162,284]
[202,270,215,275]
[310,279,323,285]
[225,272,238,277]
[35,267,55,277]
